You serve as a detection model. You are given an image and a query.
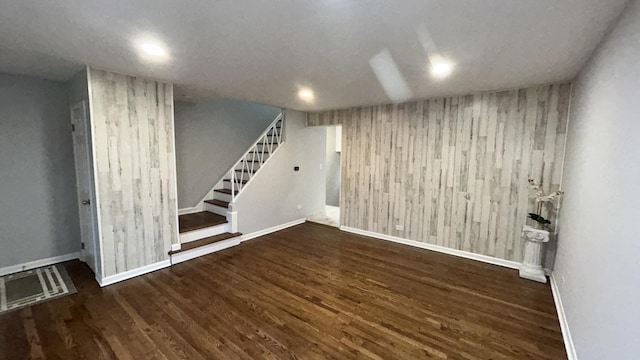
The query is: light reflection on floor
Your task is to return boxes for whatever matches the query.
[307,205,340,227]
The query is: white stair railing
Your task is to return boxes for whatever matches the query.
[228,111,285,202]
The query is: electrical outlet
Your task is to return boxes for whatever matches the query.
[297,204,303,210]
[319,163,323,170]
[395,224,404,231]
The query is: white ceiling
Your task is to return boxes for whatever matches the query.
[0,0,628,111]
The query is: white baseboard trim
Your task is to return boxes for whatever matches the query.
[96,260,171,287]
[179,223,229,243]
[241,218,306,242]
[339,226,521,270]
[0,252,81,276]
[550,274,577,360]
[178,205,202,216]
[170,243,181,252]
[170,237,241,265]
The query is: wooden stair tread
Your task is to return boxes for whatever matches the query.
[205,199,230,208]
[179,212,227,233]
[214,188,232,195]
[169,232,242,254]
[224,178,248,184]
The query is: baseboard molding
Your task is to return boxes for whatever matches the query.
[178,206,202,216]
[339,226,521,270]
[96,260,171,287]
[170,237,241,265]
[241,218,306,242]
[550,274,577,360]
[0,252,81,276]
[170,243,181,252]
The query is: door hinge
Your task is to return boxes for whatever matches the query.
[71,124,76,132]
[81,242,85,250]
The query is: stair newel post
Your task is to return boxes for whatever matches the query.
[231,169,236,202]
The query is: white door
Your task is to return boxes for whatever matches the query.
[70,101,98,274]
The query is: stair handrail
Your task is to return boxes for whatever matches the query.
[228,110,285,202]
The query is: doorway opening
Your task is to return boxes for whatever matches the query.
[309,125,341,227]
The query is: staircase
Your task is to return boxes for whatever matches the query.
[170,111,285,264]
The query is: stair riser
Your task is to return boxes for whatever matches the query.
[170,237,241,265]
[254,144,277,152]
[236,166,261,175]
[205,203,229,216]
[223,181,242,191]
[180,223,230,243]
[245,152,270,162]
[235,164,261,172]
[214,192,233,203]
[232,173,253,184]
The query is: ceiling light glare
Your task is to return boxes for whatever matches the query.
[298,88,314,102]
[141,43,166,57]
[135,37,170,63]
[430,60,454,78]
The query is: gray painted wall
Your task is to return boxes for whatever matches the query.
[0,73,80,269]
[554,1,640,358]
[174,98,281,208]
[325,126,341,207]
[233,110,326,234]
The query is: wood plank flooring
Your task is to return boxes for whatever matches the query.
[0,222,567,359]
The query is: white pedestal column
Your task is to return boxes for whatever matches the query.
[520,225,550,283]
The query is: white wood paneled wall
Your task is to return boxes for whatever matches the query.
[88,68,178,277]
[308,83,571,262]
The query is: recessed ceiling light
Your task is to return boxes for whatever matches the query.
[141,43,166,57]
[134,38,170,62]
[430,60,454,78]
[298,88,314,101]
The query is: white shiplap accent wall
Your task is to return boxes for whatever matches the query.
[88,68,178,277]
[308,83,571,263]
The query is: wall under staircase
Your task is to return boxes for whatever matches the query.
[172,110,326,264]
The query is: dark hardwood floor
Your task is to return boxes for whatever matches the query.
[0,222,567,359]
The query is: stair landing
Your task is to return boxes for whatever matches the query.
[179,212,227,233]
